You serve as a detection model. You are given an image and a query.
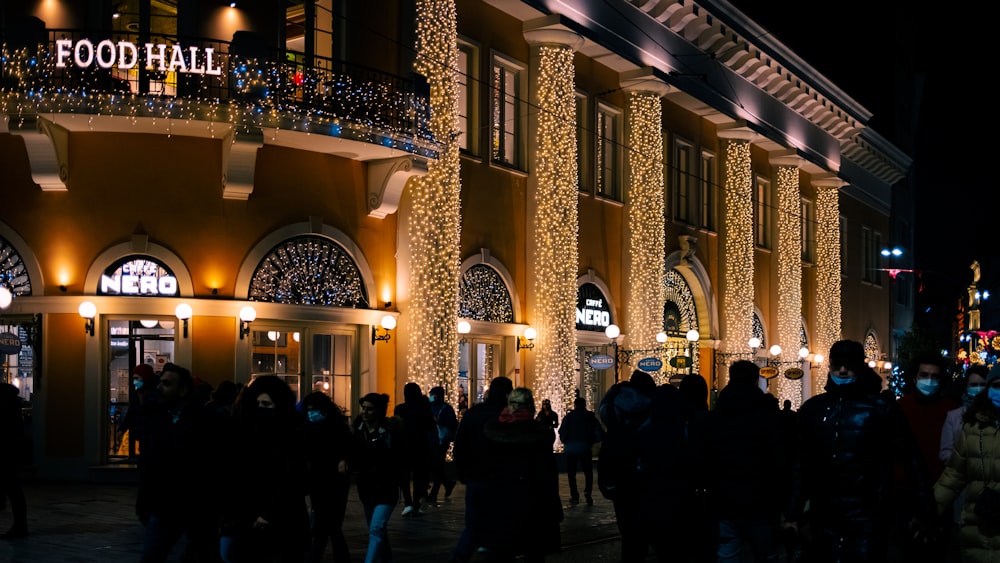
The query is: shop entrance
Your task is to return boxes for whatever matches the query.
[457,336,503,418]
[107,319,177,463]
[575,345,615,412]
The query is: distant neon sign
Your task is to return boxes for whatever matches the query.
[55,39,223,76]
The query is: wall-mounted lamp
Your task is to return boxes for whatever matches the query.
[457,320,471,344]
[517,327,536,352]
[655,331,667,344]
[0,286,12,309]
[175,303,192,338]
[372,314,396,344]
[239,305,256,339]
[769,344,783,358]
[79,301,97,336]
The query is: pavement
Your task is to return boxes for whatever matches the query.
[0,471,638,562]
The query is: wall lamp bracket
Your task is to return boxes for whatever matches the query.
[79,301,96,336]
[239,305,257,340]
[517,327,536,352]
[372,315,396,345]
[175,303,193,339]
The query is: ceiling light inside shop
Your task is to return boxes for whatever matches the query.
[140,320,159,328]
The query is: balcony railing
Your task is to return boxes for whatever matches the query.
[0,30,438,159]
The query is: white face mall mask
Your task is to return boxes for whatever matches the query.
[915,379,940,396]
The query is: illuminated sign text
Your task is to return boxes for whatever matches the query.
[55,39,222,76]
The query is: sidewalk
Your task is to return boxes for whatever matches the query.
[0,474,630,562]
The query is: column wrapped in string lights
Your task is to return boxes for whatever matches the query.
[813,177,846,391]
[407,0,462,395]
[773,157,803,408]
[717,129,757,387]
[523,25,583,422]
[621,70,669,360]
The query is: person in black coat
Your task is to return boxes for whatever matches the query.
[481,387,562,562]
[558,396,601,505]
[427,385,458,503]
[301,392,352,563]
[393,382,435,516]
[707,360,784,563]
[450,376,513,563]
[136,363,223,562]
[0,381,28,539]
[786,340,934,563]
[352,392,405,563]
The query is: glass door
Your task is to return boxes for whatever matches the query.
[576,345,614,413]
[309,332,354,416]
[457,337,503,417]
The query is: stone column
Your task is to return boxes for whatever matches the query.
[620,69,671,382]
[772,154,803,407]
[717,127,758,387]
[524,17,584,420]
[812,176,846,392]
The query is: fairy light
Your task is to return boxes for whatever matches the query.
[624,91,665,358]
[532,44,579,422]
[775,163,802,408]
[0,42,437,158]
[814,182,843,390]
[720,134,754,387]
[406,0,462,397]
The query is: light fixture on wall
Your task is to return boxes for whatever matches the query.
[372,315,396,344]
[79,301,97,336]
[457,320,471,344]
[517,327,536,352]
[175,303,192,338]
[0,286,12,309]
[239,305,256,339]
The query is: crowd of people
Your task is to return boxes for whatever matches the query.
[6,337,1000,562]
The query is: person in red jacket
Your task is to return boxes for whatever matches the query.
[893,352,958,562]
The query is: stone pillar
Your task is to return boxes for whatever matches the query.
[524,17,584,421]
[717,127,758,387]
[772,154,803,407]
[812,176,846,393]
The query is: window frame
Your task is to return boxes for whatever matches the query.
[754,175,772,249]
[576,91,592,193]
[595,101,623,201]
[800,197,816,263]
[672,137,695,224]
[456,38,480,156]
[489,52,526,171]
[699,149,717,231]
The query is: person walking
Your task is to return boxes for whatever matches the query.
[393,382,435,516]
[135,363,223,562]
[450,376,513,563]
[352,392,404,563]
[934,363,1000,561]
[301,391,353,563]
[220,375,309,563]
[785,340,934,563]
[0,381,28,539]
[535,398,559,430]
[426,385,458,504]
[558,396,600,505]
[892,352,958,561]
[677,373,715,563]
[481,387,562,562]
[707,360,784,563]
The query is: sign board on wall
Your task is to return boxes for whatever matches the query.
[576,282,612,332]
[99,256,178,296]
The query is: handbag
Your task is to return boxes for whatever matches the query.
[974,430,1000,522]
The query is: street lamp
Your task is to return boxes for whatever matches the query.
[605,324,621,382]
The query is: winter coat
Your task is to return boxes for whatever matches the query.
[352,416,405,507]
[941,405,965,463]
[788,370,931,555]
[934,405,1000,562]
[707,381,785,520]
[303,415,353,511]
[895,391,959,487]
[558,405,601,455]
[481,410,562,556]
[430,399,458,445]
[453,395,508,484]
[597,382,651,500]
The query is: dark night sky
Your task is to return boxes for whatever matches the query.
[728,0,997,329]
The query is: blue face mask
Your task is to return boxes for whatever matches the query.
[429,395,437,403]
[307,410,326,423]
[967,385,985,398]
[829,374,855,386]
[915,379,940,396]
[134,380,144,390]
[989,387,1000,409]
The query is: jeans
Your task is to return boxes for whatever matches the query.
[717,518,779,563]
[564,451,593,500]
[452,481,489,562]
[363,503,394,563]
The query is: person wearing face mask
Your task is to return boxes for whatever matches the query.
[117,363,160,460]
[301,392,352,563]
[784,340,934,563]
[892,353,958,562]
[938,364,988,544]
[934,363,1000,561]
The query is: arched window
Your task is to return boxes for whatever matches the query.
[663,269,698,335]
[249,235,369,307]
[0,235,32,298]
[458,264,514,323]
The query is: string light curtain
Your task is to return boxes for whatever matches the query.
[529,42,580,421]
[623,86,666,356]
[814,179,844,391]
[774,160,803,407]
[408,0,462,395]
[719,131,756,387]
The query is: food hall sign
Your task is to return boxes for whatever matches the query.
[55,39,223,76]
[100,257,178,297]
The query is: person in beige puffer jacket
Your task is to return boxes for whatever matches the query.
[934,364,1000,562]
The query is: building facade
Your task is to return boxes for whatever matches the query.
[0,0,911,480]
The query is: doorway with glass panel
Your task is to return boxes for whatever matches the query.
[248,326,355,416]
[457,336,503,417]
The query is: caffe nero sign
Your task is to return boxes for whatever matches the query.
[576,283,611,332]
